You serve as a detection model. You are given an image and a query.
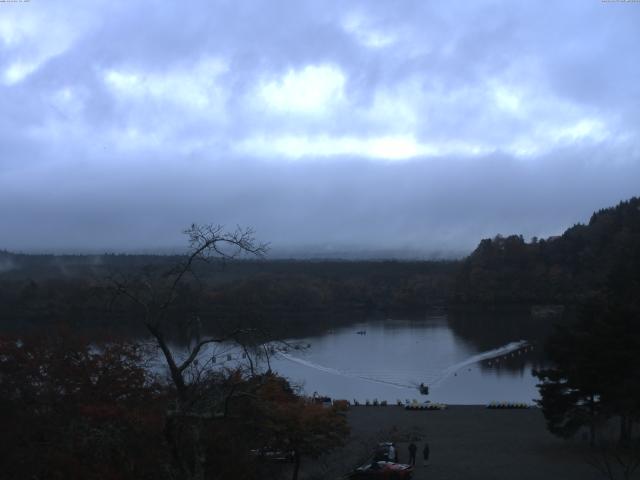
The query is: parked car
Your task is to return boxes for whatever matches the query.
[249,447,295,463]
[348,461,414,479]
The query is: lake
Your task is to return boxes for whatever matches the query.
[179,310,550,405]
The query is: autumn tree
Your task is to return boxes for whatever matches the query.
[0,331,166,480]
[250,374,350,480]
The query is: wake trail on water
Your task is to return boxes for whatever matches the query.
[276,352,412,389]
[275,352,406,388]
[428,340,528,389]
[277,339,528,392]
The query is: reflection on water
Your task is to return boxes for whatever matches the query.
[164,311,553,405]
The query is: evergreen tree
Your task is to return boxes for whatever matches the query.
[534,291,640,445]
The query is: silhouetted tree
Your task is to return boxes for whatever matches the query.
[110,224,268,480]
[534,292,640,446]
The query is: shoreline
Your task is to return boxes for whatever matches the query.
[304,405,602,480]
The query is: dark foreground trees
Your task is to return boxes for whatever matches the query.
[534,197,640,453]
[534,293,640,447]
[0,332,167,480]
[534,289,640,479]
[0,332,349,479]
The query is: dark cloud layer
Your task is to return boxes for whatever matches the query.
[0,1,639,256]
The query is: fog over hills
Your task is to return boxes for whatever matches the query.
[1,1,639,255]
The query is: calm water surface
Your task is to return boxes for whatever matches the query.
[270,316,540,404]
[181,312,548,405]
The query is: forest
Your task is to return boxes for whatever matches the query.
[0,250,457,337]
[454,196,640,306]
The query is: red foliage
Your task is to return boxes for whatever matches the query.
[0,331,167,480]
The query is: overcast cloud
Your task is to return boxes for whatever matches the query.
[1,0,639,256]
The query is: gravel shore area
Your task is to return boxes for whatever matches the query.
[307,405,610,480]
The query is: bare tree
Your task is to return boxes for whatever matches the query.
[584,427,640,480]
[109,224,268,480]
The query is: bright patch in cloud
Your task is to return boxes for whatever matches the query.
[493,85,522,113]
[258,64,346,114]
[103,58,228,113]
[507,118,610,157]
[555,118,608,142]
[0,10,89,85]
[4,61,41,84]
[236,134,490,160]
[0,14,39,46]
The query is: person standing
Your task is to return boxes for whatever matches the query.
[388,443,397,463]
[408,443,417,466]
[423,441,430,466]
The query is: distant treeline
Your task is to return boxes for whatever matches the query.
[0,252,457,335]
[1,196,638,333]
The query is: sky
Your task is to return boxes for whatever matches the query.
[1,0,639,257]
